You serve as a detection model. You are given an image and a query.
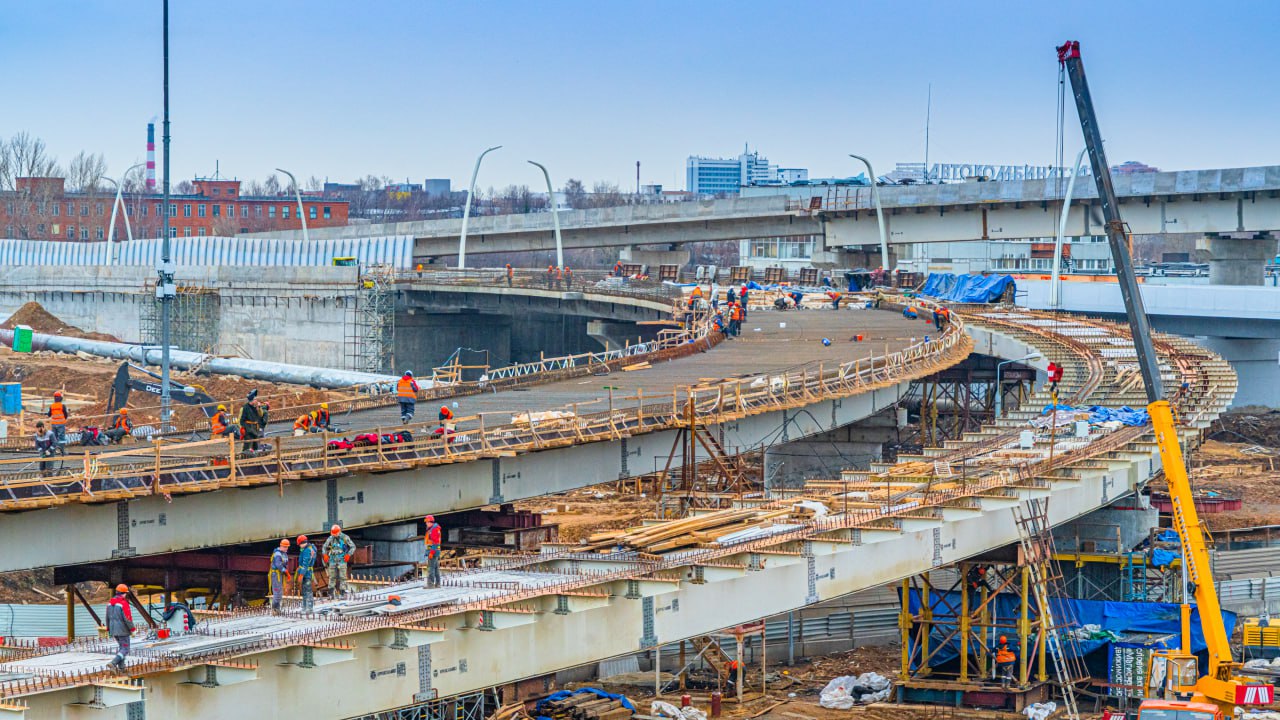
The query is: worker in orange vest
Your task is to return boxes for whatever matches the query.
[313,402,331,432]
[397,371,419,424]
[563,266,573,289]
[47,391,69,446]
[689,284,705,310]
[210,404,235,438]
[438,404,454,427]
[105,408,132,444]
[728,302,743,337]
[546,264,556,289]
[424,515,443,587]
[505,263,514,287]
[994,635,1018,687]
[293,411,314,436]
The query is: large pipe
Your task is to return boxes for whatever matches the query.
[0,329,400,390]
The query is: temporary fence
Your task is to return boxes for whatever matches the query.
[0,235,414,268]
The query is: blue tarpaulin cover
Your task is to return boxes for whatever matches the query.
[536,689,636,718]
[1151,548,1182,567]
[920,273,1015,303]
[1041,404,1151,426]
[1156,529,1180,543]
[906,588,1235,668]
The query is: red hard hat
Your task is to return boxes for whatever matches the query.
[330,524,341,535]
[296,535,308,545]
[115,584,129,593]
[54,391,63,398]
[425,515,434,523]
[999,635,1007,643]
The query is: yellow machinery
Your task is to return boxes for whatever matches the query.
[1058,40,1273,717]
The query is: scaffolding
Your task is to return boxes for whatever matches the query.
[139,283,221,352]
[344,264,397,374]
[903,354,1036,449]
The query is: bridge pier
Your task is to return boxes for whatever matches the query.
[619,243,690,271]
[764,407,903,489]
[1201,232,1276,285]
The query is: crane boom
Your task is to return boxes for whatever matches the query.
[1057,40,1266,713]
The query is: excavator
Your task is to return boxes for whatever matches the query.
[105,362,218,417]
[1058,41,1274,719]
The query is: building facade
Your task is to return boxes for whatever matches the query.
[1,177,349,241]
[686,148,804,196]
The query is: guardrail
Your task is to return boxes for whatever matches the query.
[0,308,972,510]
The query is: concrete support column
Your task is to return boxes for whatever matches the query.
[619,244,690,272]
[1200,233,1276,286]
[764,408,902,489]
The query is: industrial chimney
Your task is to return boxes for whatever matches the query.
[146,123,157,191]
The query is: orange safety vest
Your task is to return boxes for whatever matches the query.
[506,265,513,277]
[315,409,329,427]
[49,401,67,426]
[211,411,229,436]
[112,414,131,430]
[397,377,417,399]
[691,286,704,298]
[731,305,744,321]
[294,413,313,430]
[995,644,1016,663]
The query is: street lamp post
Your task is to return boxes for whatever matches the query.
[1051,148,1089,309]
[103,163,145,265]
[849,154,890,273]
[458,145,501,269]
[275,168,309,244]
[528,160,564,269]
[159,0,175,426]
[995,353,1042,418]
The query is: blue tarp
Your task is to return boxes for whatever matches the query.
[536,689,636,716]
[1151,548,1182,567]
[1042,404,1151,426]
[1156,529,1180,543]
[906,588,1235,669]
[920,273,1015,303]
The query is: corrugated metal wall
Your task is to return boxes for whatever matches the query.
[1214,547,1280,581]
[0,603,108,638]
[0,235,413,268]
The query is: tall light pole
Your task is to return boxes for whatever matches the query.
[458,145,501,269]
[849,154,890,272]
[275,168,309,243]
[528,160,564,269]
[159,0,175,426]
[104,163,145,265]
[1051,148,1089,309]
[995,353,1041,418]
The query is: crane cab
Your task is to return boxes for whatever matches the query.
[1136,700,1222,720]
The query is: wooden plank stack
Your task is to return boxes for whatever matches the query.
[579,501,825,555]
[539,692,635,720]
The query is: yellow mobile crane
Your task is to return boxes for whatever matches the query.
[1057,40,1273,719]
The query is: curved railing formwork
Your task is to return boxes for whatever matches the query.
[0,307,1238,704]
[0,305,972,511]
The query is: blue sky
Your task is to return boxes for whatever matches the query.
[2,1,1277,191]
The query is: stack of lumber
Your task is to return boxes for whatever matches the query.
[540,693,634,720]
[580,501,825,555]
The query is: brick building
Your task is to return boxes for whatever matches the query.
[1,177,349,241]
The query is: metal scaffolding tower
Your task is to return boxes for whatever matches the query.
[345,264,397,374]
[140,284,220,353]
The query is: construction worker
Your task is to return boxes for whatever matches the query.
[903,305,918,320]
[296,534,317,612]
[689,284,704,310]
[313,402,331,432]
[424,515,443,587]
[712,310,726,335]
[554,265,563,290]
[728,302,743,338]
[293,411,314,436]
[1047,362,1064,394]
[33,421,56,476]
[397,371,419,424]
[739,286,749,319]
[546,264,556,289]
[105,408,132,444]
[994,635,1018,687]
[323,524,356,599]
[612,260,623,277]
[505,263,514,287]
[827,290,842,310]
[48,390,69,446]
[438,404,454,427]
[106,584,135,672]
[727,286,737,304]
[269,538,291,613]
[210,404,236,438]
[239,391,266,452]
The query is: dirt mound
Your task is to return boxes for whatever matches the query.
[1,302,120,342]
[1211,411,1280,448]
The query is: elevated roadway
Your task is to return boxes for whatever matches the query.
[252,166,1280,259]
[0,307,1237,719]
[0,303,963,573]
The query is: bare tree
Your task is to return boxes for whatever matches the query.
[305,175,323,192]
[587,181,625,209]
[563,178,587,209]
[262,174,281,196]
[66,151,108,192]
[0,132,61,191]
[174,180,195,194]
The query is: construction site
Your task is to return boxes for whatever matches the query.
[0,22,1278,720]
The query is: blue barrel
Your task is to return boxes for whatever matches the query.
[0,383,22,415]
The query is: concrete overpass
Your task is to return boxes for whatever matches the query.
[254,166,1280,272]
[0,308,1237,719]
